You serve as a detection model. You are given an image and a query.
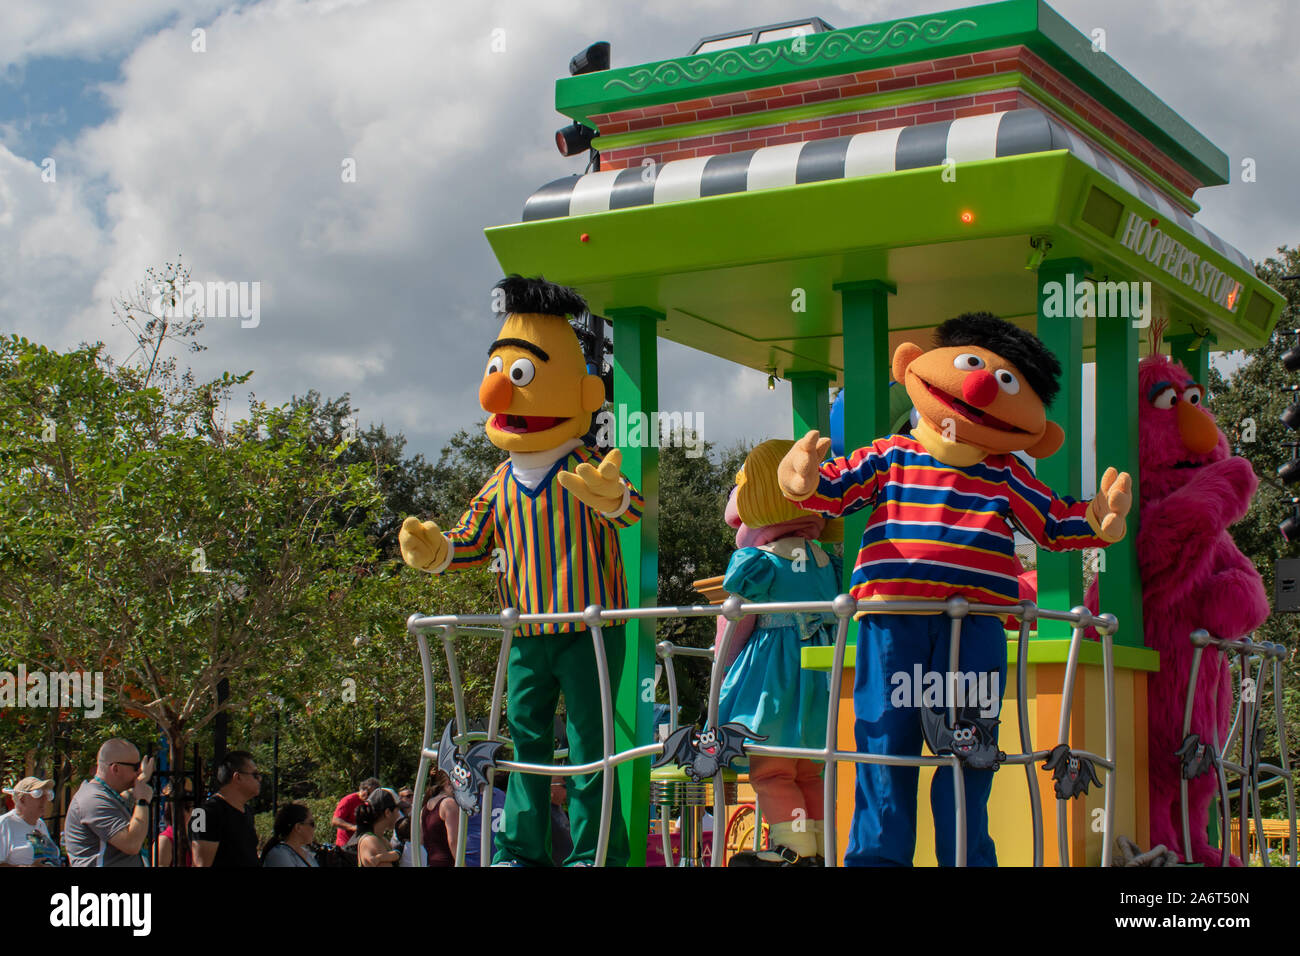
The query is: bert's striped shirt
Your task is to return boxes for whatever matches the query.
[443,445,643,635]
[794,434,1107,608]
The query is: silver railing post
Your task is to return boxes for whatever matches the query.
[1098,612,1118,868]
[821,593,856,867]
[655,640,677,866]
[407,614,437,869]
[583,605,616,868]
[946,596,969,868]
[1271,645,1298,866]
[1180,634,1207,862]
[708,595,744,867]
[1015,602,1044,867]
[1054,609,1087,867]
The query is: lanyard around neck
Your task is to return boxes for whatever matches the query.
[93,776,133,811]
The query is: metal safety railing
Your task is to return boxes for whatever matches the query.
[407,595,1120,867]
[1180,629,1297,867]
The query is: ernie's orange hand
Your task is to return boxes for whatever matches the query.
[778,430,832,501]
[1087,467,1132,542]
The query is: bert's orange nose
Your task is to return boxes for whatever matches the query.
[479,372,514,414]
[962,369,999,408]
[1177,399,1219,455]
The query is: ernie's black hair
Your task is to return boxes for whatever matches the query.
[494,274,589,320]
[933,312,1061,407]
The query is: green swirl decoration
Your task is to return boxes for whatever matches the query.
[605,18,979,93]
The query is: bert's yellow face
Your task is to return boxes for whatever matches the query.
[479,312,606,453]
[893,341,1063,459]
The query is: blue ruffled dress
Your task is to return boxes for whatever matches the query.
[716,540,843,750]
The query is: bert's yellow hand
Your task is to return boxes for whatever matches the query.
[399,516,451,572]
[1087,467,1132,543]
[557,448,628,515]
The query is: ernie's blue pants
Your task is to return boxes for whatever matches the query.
[844,612,1008,867]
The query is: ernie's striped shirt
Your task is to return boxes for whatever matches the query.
[443,445,643,635]
[794,434,1107,608]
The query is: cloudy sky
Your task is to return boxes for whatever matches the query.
[1,0,1296,471]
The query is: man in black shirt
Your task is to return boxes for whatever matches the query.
[191,750,261,867]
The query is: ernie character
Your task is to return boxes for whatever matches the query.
[777,311,1132,866]
[399,275,642,867]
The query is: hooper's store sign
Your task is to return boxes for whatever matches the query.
[1118,211,1241,313]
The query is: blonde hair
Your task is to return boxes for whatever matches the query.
[735,440,842,542]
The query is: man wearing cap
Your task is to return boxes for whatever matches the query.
[0,777,60,866]
[63,738,155,867]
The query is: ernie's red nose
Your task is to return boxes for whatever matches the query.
[961,369,999,408]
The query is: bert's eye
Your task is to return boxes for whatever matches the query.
[993,369,1020,394]
[486,356,503,376]
[1151,386,1177,410]
[954,353,985,371]
[1182,385,1203,406]
[509,358,536,386]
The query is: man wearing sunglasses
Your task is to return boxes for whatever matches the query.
[0,777,61,866]
[192,750,262,867]
[63,738,155,867]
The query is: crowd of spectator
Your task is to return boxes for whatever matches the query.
[2,734,575,868]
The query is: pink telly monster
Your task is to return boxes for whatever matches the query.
[1087,348,1268,865]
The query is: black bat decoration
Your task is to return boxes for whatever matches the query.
[920,707,1005,770]
[1175,733,1216,780]
[439,721,503,814]
[653,723,766,782]
[1042,744,1102,798]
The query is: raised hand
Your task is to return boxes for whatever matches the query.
[133,756,156,804]
[1089,467,1132,542]
[399,516,451,572]
[557,447,627,514]
[778,430,832,501]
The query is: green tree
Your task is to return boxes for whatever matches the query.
[1205,245,1300,815]
[0,263,385,790]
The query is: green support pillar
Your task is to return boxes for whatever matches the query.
[787,370,833,439]
[1095,301,1143,647]
[607,304,662,866]
[834,280,896,594]
[1168,332,1210,387]
[1035,258,1088,638]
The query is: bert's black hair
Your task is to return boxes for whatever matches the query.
[494,274,588,319]
[933,312,1061,407]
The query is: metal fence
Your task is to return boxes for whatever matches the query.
[1180,630,1297,866]
[407,594,1130,867]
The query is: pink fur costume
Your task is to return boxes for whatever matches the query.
[1086,352,1268,865]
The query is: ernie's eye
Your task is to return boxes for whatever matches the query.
[509,358,536,386]
[993,369,1020,394]
[1150,386,1177,410]
[486,356,503,376]
[1182,385,1203,406]
[953,353,985,371]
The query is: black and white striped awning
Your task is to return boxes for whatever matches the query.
[521,107,1251,273]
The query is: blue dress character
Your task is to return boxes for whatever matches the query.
[713,439,843,866]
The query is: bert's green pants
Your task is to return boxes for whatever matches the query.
[495,625,630,867]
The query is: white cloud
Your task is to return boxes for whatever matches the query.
[0,0,231,68]
[3,0,1296,473]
